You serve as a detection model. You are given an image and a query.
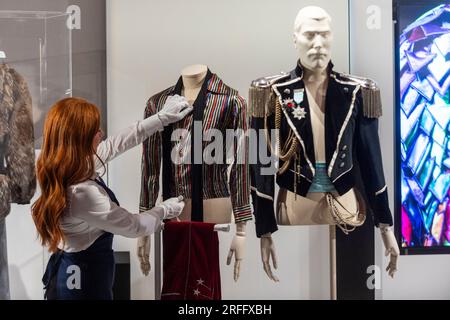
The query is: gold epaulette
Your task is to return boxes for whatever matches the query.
[339,73,383,118]
[248,72,289,118]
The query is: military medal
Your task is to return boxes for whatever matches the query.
[282,98,295,108]
[293,89,304,104]
[290,89,307,120]
[292,106,307,120]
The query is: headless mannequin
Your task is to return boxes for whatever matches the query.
[260,6,400,284]
[179,65,247,281]
[138,64,247,281]
[178,64,234,223]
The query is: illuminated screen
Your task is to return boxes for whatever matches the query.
[396,1,450,253]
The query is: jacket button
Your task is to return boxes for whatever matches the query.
[341,153,346,159]
[339,162,345,168]
[341,145,348,151]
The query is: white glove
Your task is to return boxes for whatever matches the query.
[379,223,400,278]
[157,95,193,126]
[155,195,185,220]
[260,233,279,282]
[137,235,151,276]
[226,229,246,282]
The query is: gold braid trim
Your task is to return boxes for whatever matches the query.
[264,98,299,175]
[249,86,276,118]
[361,86,383,118]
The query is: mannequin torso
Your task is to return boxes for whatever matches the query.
[180,198,233,223]
[178,64,233,224]
[276,69,359,226]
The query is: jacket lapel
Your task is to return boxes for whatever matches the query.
[272,73,316,171]
[324,74,354,165]
[272,62,356,173]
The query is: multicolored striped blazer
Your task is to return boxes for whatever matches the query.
[139,71,252,223]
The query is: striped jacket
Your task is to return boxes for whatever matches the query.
[139,71,252,223]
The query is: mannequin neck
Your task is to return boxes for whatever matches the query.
[181,64,208,104]
[302,64,329,112]
[303,66,328,85]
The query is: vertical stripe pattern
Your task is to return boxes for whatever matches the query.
[140,74,252,223]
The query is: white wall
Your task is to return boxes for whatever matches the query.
[349,0,450,300]
[107,0,349,299]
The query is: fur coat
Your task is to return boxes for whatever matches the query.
[0,63,36,219]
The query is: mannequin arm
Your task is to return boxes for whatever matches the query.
[136,197,185,276]
[260,233,279,282]
[226,221,247,282]
[379,223,400,278]
[137,235,151,276]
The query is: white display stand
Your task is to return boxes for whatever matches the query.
[330,225,337,300]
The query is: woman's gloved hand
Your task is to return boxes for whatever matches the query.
[155,195,185,220]
[157,95,193,126]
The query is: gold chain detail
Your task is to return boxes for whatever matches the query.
[325,193,365,235]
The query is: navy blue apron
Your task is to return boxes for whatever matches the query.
[42,176,119,300]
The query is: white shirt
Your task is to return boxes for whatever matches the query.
[60,115,164,252]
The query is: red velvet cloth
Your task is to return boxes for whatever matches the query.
[161,221,221,300]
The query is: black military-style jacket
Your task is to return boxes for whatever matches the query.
[250,62,393,237]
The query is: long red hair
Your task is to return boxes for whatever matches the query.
[32,97,102,252]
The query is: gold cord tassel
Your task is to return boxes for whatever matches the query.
[264,98,299,175]
[249,86,275,118]
[362,86,382,118]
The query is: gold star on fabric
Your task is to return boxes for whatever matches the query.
[193,289,200,296]
[197,279,204,285]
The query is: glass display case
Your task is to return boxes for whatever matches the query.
[0,10,72,147]
[0,10,71,300]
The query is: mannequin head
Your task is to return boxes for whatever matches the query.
[293,6,333,72]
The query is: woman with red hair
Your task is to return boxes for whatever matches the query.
[32,96,192,300]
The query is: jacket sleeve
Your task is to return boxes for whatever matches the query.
[249,87,278,237]
[229,95,253,223]
[355,91,393,226]
[95,115,163,170]
[71,183,164,238]
[139,97,162,212]
[7,69,36,204]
